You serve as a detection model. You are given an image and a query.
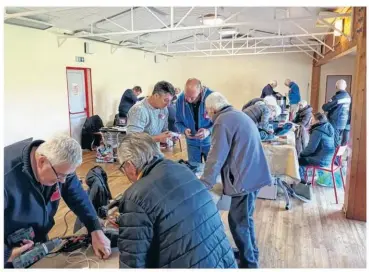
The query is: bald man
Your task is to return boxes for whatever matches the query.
[285,79,301,120]
[261,80,280,98]
[322,79,352,147]
[175,78,214,163]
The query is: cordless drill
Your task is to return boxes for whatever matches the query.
[12,238,63,268]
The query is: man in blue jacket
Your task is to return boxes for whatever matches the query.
[201,92,273,268]
[175,78,213,163]
[4,136,111,267]
[322,79,351,147]
[285,79,301,120]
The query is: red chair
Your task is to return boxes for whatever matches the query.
[304,145,347,204]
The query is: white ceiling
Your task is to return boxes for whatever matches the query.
[4,6,350,59]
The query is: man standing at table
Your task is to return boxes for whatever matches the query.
[200,92,273,268]
[285,79,301,120]
[175,78,213,163]
[4,136,111,268]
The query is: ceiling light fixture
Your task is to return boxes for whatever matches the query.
[200,14,225,26]
[218,27,239,36]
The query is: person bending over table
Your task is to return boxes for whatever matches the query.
[4,136,111,268]
[243,102,281,133]
[116,133,236,268]
[298,112,335,182]
[126,81,175,144]
[200,92,273,268]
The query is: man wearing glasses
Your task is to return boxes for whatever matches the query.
[175,78,214,163]
[4,136,111,267]
[126,81,176,144]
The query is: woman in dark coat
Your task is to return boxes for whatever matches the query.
[298,112,335,181]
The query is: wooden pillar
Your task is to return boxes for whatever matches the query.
[344,7,366,221]
[310,64,321,112]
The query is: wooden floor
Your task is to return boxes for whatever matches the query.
[49,142,366,268]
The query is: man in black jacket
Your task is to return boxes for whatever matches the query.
[116,133,236,268]
[118,86,142,118]
[4,136,111,267]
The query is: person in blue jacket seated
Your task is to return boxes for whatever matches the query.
[4,136,111,268]
[298,112,335,182]
[175,78,213,163]
[116,133,236,268]
[322,79,351,147]
[200,92,273,268]
[118,86,142,118]
[284,79,301,120]
[260,80,281,98]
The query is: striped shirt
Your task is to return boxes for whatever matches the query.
[126,98,168,136]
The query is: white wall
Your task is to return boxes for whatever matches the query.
[318,54,356,110]
[4,24,313,145]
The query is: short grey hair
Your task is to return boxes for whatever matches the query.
[285,79,291,86]
[36,135,82,167]
[205,92,230,111]
[336,79,347,90]
[117,133,163,171]
[270,80,277,87]
[299,100,308,108]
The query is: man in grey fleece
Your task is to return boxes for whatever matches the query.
[200,92,273,268]
[127,81,175,143]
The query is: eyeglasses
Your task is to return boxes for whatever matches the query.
[48,160,69,181]
[118,162,126,175]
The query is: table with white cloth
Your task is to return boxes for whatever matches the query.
[260,130,301,209]
[199,130,301,211]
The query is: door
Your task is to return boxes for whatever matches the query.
[66,67,93,145]
[325,75,352,102]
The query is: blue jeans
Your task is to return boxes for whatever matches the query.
[186,143,211,163]
[228,190,259,268]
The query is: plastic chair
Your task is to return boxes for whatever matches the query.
[304,145,347,204]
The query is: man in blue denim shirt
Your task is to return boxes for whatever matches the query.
[175,78,213,163]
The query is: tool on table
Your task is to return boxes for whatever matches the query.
[12,238,62,268]
[7,227,35,247]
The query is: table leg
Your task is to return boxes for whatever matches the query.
[276,178,291,210]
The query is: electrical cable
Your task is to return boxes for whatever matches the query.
[62,210,73,237]
[66,246,100,268]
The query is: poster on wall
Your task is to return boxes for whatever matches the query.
[72,83,80,95]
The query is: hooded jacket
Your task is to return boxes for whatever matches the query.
[241,98,265,111]
[202,106,273,196]
[293,105,313,128]
[300,121,335,166]
[322,90,351,130]
[117,157,236,268]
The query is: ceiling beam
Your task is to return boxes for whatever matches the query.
[155,43,321,54]
[59,13,351,39]
[175,7,194,28]
[144,7,168,28]
[186,50,316,58]
[304,7,351,41]
[292,21,335,52]
[125,32,334,49]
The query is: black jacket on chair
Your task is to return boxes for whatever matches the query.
[74,166,112,232]
[81,115,104,150]
[117,157,236,268]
